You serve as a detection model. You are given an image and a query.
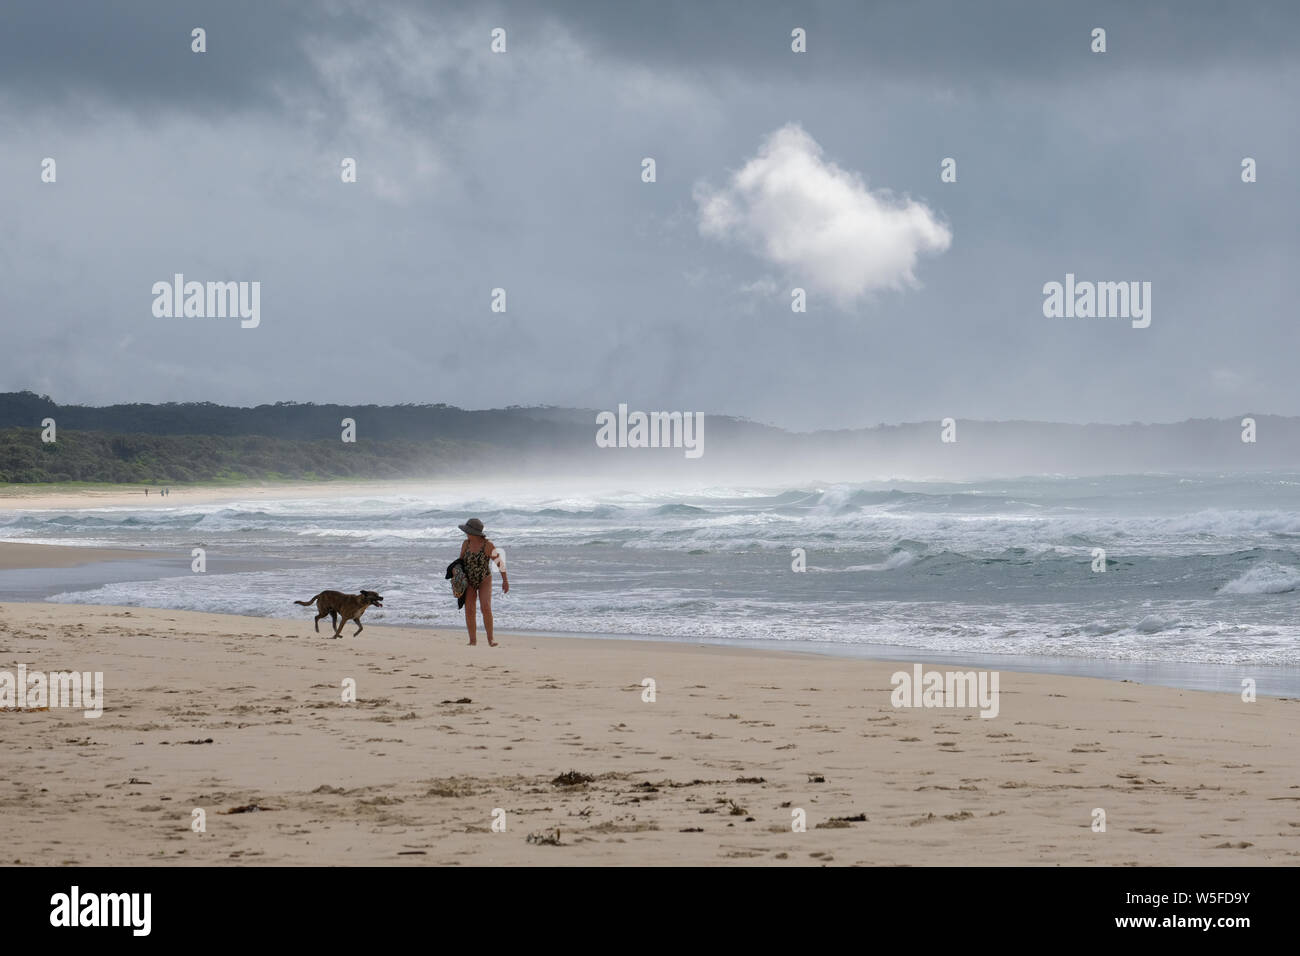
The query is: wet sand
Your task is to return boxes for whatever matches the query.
[0,542,170,571]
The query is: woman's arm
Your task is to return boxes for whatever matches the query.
[488,540,509,592]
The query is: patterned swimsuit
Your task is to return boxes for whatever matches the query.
[463,547,491,589]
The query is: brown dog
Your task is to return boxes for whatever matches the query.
[294,590,383,638]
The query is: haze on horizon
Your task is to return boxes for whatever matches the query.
[2,0,1296,431]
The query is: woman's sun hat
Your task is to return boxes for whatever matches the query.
[459,517,486,537]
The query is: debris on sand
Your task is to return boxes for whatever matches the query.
[222,803,277,814]
[815,813,867,828]
[526,828,561,846]
[552,771,594,787]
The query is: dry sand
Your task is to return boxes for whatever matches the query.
[0,480,436,513]
[1,601,1295,866]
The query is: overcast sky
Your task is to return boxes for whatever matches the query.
[2,0,1296,430]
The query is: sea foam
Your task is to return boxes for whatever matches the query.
[1221,562,1300,595]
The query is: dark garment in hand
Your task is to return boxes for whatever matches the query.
[445,558,470,610]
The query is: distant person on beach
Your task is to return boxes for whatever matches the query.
[457,518,508,647]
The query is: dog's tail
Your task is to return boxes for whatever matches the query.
[294,593,321,606]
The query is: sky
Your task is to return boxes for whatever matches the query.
[1,0,1296,430]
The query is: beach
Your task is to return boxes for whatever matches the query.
[1,567,1296,865]
[0,481,441,513]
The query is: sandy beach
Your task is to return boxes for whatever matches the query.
[1,590,1295,866]
[0,480,437,513]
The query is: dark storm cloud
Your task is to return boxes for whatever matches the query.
[1,0,1297,430]
[7,2,1296,108]
[528,0,1300,81]
[0,1,331,111]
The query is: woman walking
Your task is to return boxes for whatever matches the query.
[458,517,508,646]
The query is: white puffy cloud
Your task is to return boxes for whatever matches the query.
[694,123,952,305]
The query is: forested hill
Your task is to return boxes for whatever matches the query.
[0,391,605,444]
[0,392,780,483]
[2,392,1298,484]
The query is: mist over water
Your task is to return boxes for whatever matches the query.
[4,473,1298,670]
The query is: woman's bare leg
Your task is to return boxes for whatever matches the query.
[479,578,497,646]
[464,587,478,645]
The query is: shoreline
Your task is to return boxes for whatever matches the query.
[0,541,174,570]
[2,540,1297,697]
[1,602,1295,866]
[0,478,456,512]
[517,629,1300,699]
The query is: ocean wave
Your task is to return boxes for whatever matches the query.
[652,504,708,516]
[1135,613,1179,633]
[840,548,922,572]
[1220,562,1300,595]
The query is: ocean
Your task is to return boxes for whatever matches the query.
[3,473,1299,692]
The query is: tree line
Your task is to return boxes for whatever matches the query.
[0,428,494,484]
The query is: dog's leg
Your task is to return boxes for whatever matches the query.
[313,613,323,633]
[353,620,363,636]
